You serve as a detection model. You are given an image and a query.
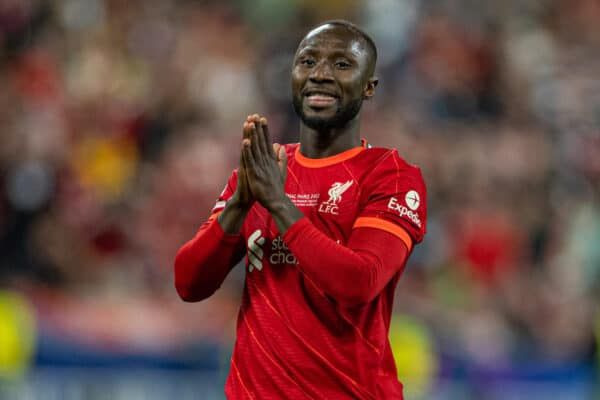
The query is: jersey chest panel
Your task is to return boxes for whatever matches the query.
[240,163,361,281]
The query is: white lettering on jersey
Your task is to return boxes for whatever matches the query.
[287,193,320,207]
[318,180,353,215]
[247,231,297,270]
[270,236,297,265]
[388,196,422,228]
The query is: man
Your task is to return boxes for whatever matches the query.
[174,20,426,399]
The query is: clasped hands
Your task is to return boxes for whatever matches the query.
[235,114,288,212]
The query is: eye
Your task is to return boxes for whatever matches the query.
[335,60,352,69]
[300,58,315,67]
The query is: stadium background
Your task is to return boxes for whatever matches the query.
[0,0,599,398]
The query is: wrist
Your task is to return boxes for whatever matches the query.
[264,193,292,214]
[218,195,252,235]
[265,195,304,235]
[229,192,254,211]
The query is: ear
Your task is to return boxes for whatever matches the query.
[363,77,378,100]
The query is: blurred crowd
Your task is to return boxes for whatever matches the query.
[0,0,599,398]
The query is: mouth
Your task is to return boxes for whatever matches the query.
[303,89,339,108]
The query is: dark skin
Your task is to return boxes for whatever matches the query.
[218,23,378,235]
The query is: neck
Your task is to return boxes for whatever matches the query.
[298,116,362,159]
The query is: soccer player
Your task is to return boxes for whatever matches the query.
[174,20,427,399]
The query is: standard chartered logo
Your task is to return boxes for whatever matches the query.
[247,230,297,272]
[247,229,265,272]
[270,236,297,265]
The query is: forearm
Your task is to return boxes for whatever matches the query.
[217,193,252,234]
[174,215,245,302]
[283,218,409,306]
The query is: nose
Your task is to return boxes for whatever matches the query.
[309,60,334,83]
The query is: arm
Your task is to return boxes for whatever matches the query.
[283,219,409,306]
[174,212,245,302]
[261,193,409,306]
[174,117,258,301]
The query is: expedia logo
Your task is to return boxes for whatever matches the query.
[388,196,422,228]
[404,190,420,210]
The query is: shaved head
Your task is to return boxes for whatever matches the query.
[299,20,378,77]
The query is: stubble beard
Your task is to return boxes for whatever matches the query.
[293,95,363,132]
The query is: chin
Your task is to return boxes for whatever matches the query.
[293,96,362,131]
[302,116,338,131]
[303,110,362,132]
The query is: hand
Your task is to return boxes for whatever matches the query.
[217,115,266,234]
[242,115,288,211]
[231,117,257,208]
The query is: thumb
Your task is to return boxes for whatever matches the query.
[277,145,288,182]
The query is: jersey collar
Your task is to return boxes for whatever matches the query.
[295,139,367,168]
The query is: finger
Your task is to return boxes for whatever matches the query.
[239,135,249,168]
[260,117,276,158]
[246,115,257,135]
[246,114,260,141]
[253,117,270,157]
[238,152,251,187]
[278,145,288,183]
[241,122,253,170]
[242,137,252,152]
[240,126,247,155]
[243,121,252,140]
[248,123,263,163]
[240,148,251,189]
[242,138,256,172]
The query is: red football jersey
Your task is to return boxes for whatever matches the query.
[206,140,427,399]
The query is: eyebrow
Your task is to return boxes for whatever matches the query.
[297,47,359,59]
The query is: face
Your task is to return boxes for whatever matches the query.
[291,25,375,131]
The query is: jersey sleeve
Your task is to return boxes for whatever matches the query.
[174,169,245,302]
[355,150,427,251]
[210,169,239,215]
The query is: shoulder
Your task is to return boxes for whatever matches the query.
[359,146,425,184]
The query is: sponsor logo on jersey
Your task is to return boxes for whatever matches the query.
[247,229,265,272]
[405,190,420,210]
[270,236,297,265]
[388,194,422,228]
[247,230,297,270]
[318,180,354,215]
